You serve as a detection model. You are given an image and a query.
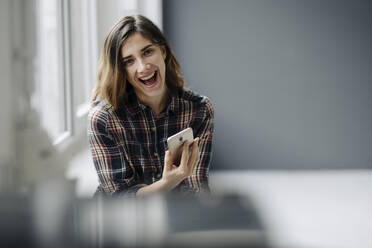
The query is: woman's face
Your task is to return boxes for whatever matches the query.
[121,32,167,104]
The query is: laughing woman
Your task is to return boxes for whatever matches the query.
[88,15,214,197]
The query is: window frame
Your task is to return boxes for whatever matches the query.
[54,0,98,153]
[53,0,73,146]
[75,0,98,119]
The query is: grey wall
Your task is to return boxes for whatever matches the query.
[164,0,372,170]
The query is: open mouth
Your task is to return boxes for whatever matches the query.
[138,70,158,86]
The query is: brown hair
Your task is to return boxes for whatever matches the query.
[91,15,185,109]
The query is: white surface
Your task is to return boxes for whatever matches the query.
[211,170,372,248]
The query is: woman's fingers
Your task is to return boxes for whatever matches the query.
[164,150,173,170]
[179,141,190,172]
[178,138,200,178]
[189,138,200,175]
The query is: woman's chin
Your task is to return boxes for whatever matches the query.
[139,80,166,99]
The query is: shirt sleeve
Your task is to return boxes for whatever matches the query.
[185,97,214,194]
[88,108,146,196]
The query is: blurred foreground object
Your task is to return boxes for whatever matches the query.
[0,193,269,248]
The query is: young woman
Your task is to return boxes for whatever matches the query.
[88,15,214,196]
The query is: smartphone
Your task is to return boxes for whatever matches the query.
[167,127,194,165]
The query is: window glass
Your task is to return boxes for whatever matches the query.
[34,0,67,140]
[70,0,94,109]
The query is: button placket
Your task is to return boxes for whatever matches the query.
[149,114,161,176]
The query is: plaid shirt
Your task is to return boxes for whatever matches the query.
[88,88,214,196]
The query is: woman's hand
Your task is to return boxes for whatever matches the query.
[136,137,199,196]
[161,137,200,191]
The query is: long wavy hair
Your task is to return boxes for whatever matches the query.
[91,15,184,109]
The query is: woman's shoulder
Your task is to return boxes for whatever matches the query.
[179,88,214,116]
[88,99,115,123]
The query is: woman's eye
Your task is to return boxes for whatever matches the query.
[144,49,153,56]
[124,59,134,66]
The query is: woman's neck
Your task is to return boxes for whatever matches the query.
[137,91,170,117]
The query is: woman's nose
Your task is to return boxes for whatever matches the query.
[137,59,148,73]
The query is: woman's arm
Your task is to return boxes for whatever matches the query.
[88,108,146,196]
[187,97,214,193]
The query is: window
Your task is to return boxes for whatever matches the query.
[71,0,98,117]
[33,0,98,148]
[34,0,72,143]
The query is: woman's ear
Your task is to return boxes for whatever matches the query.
[160,45,167,60]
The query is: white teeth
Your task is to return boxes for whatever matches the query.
[140,71,156,81]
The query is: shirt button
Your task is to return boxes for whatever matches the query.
[154,152,159,157]
[151,127,156,132]
[156,173,161,179]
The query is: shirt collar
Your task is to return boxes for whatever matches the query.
[165,92,178,115]
[123,89,180,117]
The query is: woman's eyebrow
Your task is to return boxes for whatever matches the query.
[141,44,153,52]
[122,44,153,60]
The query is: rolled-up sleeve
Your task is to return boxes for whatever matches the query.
[88,108,146,196]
